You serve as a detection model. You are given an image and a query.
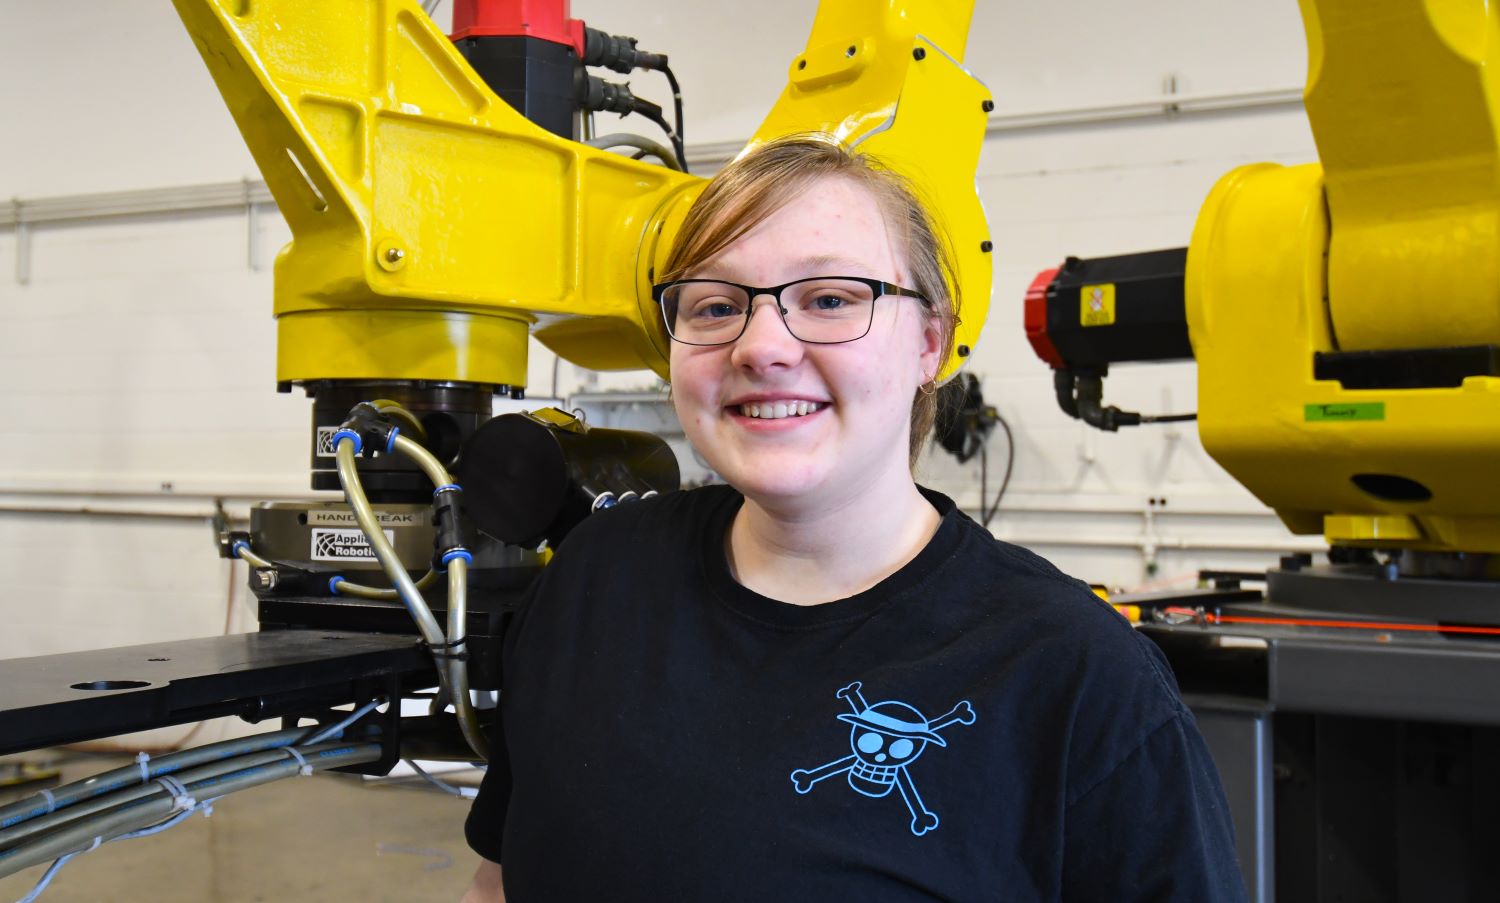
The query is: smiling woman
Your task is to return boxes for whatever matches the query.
[461,136,1247,902]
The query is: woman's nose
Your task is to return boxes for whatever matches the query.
[731,294,804,370]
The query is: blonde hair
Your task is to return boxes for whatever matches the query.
[662,135,961,468]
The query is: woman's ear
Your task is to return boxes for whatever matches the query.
[916,306,945,386]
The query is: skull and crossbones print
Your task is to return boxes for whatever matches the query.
[790,681,977,836]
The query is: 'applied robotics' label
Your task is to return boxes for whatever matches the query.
[310,528,395,561]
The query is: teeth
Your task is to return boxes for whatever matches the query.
[738,401,822,420]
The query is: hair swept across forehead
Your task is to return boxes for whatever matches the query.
[660,133,963,469]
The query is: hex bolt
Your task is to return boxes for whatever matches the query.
[982,99,995,113]
[912,47,926,61]
[980,241,993,253]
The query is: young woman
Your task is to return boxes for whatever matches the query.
[462,136,1245,901]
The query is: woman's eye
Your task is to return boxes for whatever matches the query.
[699,302,741,319]
[810,294,849,311]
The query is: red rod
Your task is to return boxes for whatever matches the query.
[1169,608,1500,636]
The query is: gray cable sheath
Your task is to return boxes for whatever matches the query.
[584,133,682,171]
[0,728,309,831]
[0,747,293,850]
[0,743,379,880]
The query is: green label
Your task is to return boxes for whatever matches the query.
[1304,402,1385,422]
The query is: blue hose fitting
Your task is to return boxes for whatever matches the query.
[331,429,363,454]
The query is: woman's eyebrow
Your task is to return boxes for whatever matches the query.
[684,255,880,282]
[794,254,878,275]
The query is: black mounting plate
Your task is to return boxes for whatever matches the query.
[0,630,433,757]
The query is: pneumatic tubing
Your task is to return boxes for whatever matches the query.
[333,432,487,760]
[334,438,445,644]
[390,432,487,761]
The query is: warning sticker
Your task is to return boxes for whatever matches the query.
[316,426,338,458]
[1080,283,1116,327]
[1305,403,1385,422]
[311,528,395,562]
[307,510,421,527]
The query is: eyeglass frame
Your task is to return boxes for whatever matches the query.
[652,275,932,346]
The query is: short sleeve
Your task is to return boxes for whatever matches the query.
[464,710,512,862]
[1061,710,1247,902]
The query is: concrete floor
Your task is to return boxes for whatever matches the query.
[0,750,482,902]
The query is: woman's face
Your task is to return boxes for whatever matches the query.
[668,176,941,507]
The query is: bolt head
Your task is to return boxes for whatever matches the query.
[385,247,404,263]
[981,99,995,113]
[912,47,926,61]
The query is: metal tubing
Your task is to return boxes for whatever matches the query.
[389,433,487,760]
[334,441,444,645]
[445,557,487,759]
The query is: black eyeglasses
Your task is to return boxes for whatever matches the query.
[653,276,931,346]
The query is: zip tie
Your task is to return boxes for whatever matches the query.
[37,788,56,815]
[432,483,462,497]
[331,428,362,454]
[136,751,151,785]
[284,746,314,777]
[385,426,401,455]
[424,636,469,662]
[154,775,195,812]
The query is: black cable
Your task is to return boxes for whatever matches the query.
[662,64,685,169]
[639,107,687,172]
[1139,413,1197,423]
[981,412,1014,528]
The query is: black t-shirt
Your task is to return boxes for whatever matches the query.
[466,485,1246,902]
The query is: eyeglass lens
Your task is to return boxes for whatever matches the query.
[661,279,878,345]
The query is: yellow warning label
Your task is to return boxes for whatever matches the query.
[1080,283,1115,327]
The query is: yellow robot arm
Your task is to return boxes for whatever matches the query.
[171,0,992,389]
[1187,0,1500,552]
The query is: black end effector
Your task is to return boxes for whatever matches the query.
[935,373,999,463]
[582,26,668,73]
[1029,248,1197,431]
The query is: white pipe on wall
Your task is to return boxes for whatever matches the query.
[0,85,1304,229]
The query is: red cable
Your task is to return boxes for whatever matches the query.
[1161,606,1500,636]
